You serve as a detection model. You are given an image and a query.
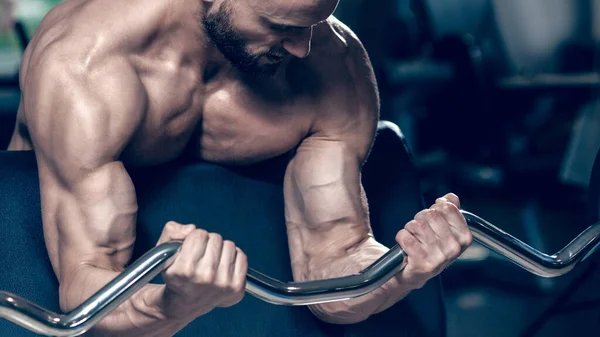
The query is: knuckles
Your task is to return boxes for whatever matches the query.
[181,264,196,280]
[223,240,236,251]
[417,209,442,223]
[440,193,461,208]
[189,229,208,241]
[233,278,247,293]
[164,267,188,284]
[446,240,462,258]
[208,233,224,246]
[165,221,196,234]
[461,231,474,247]
[404,220,418,233]
[209,232,223,241]
[237,250,248,264]
[416,220,429,232]
[196,270,217,285]
[395,228,407,244]
[216,280,245,294]
[396,229,413,246]
[421,260,438,274]
[439,202,456,214]
[406,220,431,236]
[164,221,179,231]
[448,193,461,207]
[427,209,443,222]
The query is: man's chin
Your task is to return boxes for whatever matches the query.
[258,62,282,76]
[236,62,281,78]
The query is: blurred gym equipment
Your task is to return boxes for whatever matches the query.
[0,20,27,150]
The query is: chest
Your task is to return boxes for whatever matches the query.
[123,66,315,166]
[199,78,315,164]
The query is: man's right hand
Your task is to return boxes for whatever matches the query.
[156,222,248,319]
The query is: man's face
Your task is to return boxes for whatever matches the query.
[203,0,339,77]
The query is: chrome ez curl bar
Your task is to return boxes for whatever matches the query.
[1,210,600,336]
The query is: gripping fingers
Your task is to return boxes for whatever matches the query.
[218,248,248,308]
[196,233,224,283]
[404,219,439,248]
[419,208,462,258]
[233,248,248,291]
[157,221,196,245]
[436,193,460,208]
[415,209,453,242]
[430,202,472,248]
[395,229,445,287]
[215,240,238,285]
[172,229,209,277]
[396,229,428,260]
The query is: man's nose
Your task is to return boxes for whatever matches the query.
[282,27,313,59]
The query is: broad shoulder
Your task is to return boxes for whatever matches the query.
[20,1,153,171]
[296,16,379,159]
[20,0,166,120]
[23,0,171,78]
[302,15,378,107]
[307,16,366,64]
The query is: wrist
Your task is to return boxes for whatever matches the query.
[307,238,387,279]
[308,282,392,324]
[159,286,216,321]
[308,299,375,325]
[304,240,392,324]
[134,285,194,324]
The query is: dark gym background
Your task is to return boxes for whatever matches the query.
[1,0,600,336]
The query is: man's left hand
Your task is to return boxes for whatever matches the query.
[309,193,473,324]
[394,192,473,290]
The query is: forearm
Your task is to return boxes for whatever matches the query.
[283,130,406,323]
[301,237,414,324]
[61,265,192,337]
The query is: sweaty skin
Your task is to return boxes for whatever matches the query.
[8,0,472,335]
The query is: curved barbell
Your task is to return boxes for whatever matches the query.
[1,210,600,336]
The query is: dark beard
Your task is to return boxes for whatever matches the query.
[202,3,281,77]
